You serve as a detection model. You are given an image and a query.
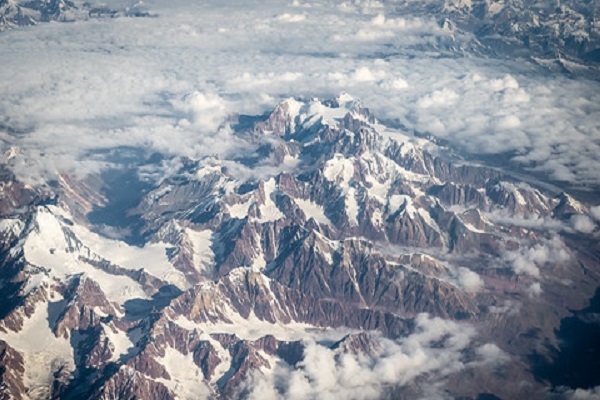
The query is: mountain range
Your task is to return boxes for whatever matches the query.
[1,95,599,399]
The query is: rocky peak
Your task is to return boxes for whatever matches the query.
[553,191,588,219]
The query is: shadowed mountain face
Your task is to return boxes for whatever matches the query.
[531,287,600,390]
[0,96,599,399]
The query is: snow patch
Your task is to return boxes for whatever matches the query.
[294,198,332,226]
[185,228,215,275]
[22,206,167,304]
[323,154,355,185]
[198,333,233,385]
[227,196,254,219]
[345,188,359,227]
[255,178,285,223]
[0,218,24,237]
[175,313,355,343]
[2,301,74,399]
[388,195,416,217]
[103,324,135,362]
[157,347,211,400]
[298,98,354,129]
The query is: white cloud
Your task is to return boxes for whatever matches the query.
[454,266,484,292]
[486,75,520,92]
[476,343,510,365]
[275,13,307,22]
[571,214,596,234]
[503,236,570,277]
[560,385,600,400]
[242,314,508,400]
[489,300,522,315]
[327,67,387,86]
[417,88,459,108]
[590,206,600,222]
[382,77,409,90]
[528,282,543,297]
[494,114,521,130]
[171,91,229,132]
[485,210,565,231]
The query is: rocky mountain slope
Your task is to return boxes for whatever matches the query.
[0,0,149,31]
[392,0,600,75]
[1,95,599,399]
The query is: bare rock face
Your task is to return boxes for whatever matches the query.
[0,284,48,334]
[0,166,40,215]
[553,192,588,220]
[1,96,599,399]
[428,182,489,210]
[53,276,117,339]
[253,98,301,136]
[92,367,173,400]
[0,340,25,400]
[332,332,382,356]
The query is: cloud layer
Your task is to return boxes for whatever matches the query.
[0,0,599,191]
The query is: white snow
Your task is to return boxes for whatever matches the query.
[345,188,359,227]
[256,349,278,376]
[226,196,254,219]
[388,195,416,216]
[175,312,355,343]
[70,224,187,288]
[195,163,222,178]
[496,182,537,208]
[294,198,332,226]
[460,219,486,234]
[364,177,390,205]
[323,154,355,185]
[359,152,431,208]
[149,185,173,202]
[250,240,267,272]
[312,231,339,265]
[279,97,304,132]
[21,205,178,304]
[255,178,285,223]
[561,193,587,214]
[2,300,74,399]
[296,98,354,129]
[197,333,232,385]
[102,323,135,362]
[371,209,384,226]
[185,228,215,275]
[2,146,21,161]
[0,218,24,237]
[417,208,443,235]
[157,347,211,400]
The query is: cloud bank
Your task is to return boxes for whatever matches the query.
[0,0,599,190]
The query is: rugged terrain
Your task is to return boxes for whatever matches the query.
[0,0,149,30]
[1,95,599,399]
[392,0,600,76]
